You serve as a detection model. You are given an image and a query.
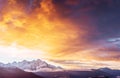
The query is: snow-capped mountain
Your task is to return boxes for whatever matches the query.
[0,59,62,72]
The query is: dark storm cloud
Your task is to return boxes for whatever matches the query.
[51,0,120,62]
[52,0,120,40]
[8,0,120,41]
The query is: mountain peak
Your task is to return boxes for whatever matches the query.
[99,67,112,71]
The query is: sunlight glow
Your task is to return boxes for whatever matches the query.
[0,44,45,63]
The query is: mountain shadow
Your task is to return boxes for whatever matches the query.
[0,67,44,78]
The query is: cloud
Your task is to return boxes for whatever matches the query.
[0,0,120,69]
[47,38,120,69]
[0,0,89,54]
[49,59,119,70]
[91,46,120,61]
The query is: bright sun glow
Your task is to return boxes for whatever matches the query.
[0,43,45,63]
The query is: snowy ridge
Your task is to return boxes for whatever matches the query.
[0,59,62,72]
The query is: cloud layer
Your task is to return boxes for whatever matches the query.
[0,0,120,69]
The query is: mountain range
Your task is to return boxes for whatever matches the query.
[35,68,120,78]
[0,59,120,78]
[0,59,62,72]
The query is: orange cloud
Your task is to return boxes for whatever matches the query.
[0,0,87,59]
[0,0,119,70]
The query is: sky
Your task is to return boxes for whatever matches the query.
[0,0,120,70]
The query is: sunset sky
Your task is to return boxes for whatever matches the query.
[0,0,120,70]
